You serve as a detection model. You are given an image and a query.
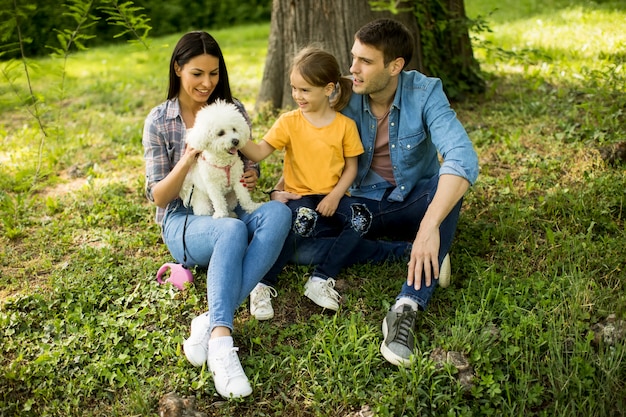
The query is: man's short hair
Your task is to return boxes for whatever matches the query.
[355,18,414,69]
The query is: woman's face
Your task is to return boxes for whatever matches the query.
[175,54,220,106]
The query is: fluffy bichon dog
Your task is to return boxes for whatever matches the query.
[180,100,262,218]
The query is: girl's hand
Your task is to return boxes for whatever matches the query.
[316,195,339,217]
[270,190,301,204]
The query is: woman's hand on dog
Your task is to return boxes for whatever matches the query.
[182,145,203,168]
[151,145,203,208]
[240,169,258,190]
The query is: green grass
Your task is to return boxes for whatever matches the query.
[1,1,625,416]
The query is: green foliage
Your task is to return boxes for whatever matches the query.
[371,0,488,99]
[1,0,152,190]
[99,0,151,49]
[0,0,270,59]
[1,1,626,416]
[47,0,98,57]
[137,0,271,34]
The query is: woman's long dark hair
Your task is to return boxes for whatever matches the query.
[167,31,233,104]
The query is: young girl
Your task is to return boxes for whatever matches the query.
[241,46,365,318]
[142,31,291,398]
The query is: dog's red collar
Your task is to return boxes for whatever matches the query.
[200,154,234,186]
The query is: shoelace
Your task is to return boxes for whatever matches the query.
[214,348,246,379]
[255,286,277,308]
[322,278,340,301]
[392,309,416,346]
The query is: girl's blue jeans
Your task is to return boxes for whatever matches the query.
[161,199,291,333]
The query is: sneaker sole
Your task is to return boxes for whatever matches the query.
[380,318,412,367]
[304,289,339,311]
[252,310,274,320]
[438,253,451,288]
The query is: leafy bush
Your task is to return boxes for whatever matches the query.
[0,0,270,59]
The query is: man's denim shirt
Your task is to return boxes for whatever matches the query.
[342,70,479,202]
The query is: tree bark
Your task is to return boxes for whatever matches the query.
[256,0,482,111]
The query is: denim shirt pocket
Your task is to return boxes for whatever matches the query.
[397,130,427,165]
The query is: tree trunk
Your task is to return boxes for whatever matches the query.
[256,0,418,112]
[413,0,485,98]
[256,0,483,111]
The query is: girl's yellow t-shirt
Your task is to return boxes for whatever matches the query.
[263,109,364,195]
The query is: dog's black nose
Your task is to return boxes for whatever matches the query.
[232,139,239,146]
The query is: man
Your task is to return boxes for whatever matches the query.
[263,18,479,367]
[340,18,479,366]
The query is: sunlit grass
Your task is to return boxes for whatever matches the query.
[1,4,625,417]
[469,1,626,89]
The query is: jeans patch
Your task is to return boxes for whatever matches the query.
[293,206,318,237]
[350,204,372,236]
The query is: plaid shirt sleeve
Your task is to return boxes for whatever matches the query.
[142,100,185,224]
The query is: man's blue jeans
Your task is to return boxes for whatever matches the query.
[262,174,462,310]
[283,194,386,280]
[357,175,463,309]
[260,200,410,287]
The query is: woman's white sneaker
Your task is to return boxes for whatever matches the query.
[182,311,211,367]
[208,347,253,398]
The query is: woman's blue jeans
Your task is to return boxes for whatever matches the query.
[161,199,291,332]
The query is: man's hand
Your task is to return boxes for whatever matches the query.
[406,174,470,290]
[406,223,440,290]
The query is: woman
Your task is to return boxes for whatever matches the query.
[142,31,291,398]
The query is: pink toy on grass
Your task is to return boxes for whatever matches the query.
[156,263,193,290]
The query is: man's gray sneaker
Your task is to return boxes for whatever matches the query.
[380,304,417,367]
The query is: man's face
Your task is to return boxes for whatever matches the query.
[349,39,392,96]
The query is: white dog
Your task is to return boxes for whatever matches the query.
[180,100,262,218]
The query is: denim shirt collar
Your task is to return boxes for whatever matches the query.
[345,71,479,202]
